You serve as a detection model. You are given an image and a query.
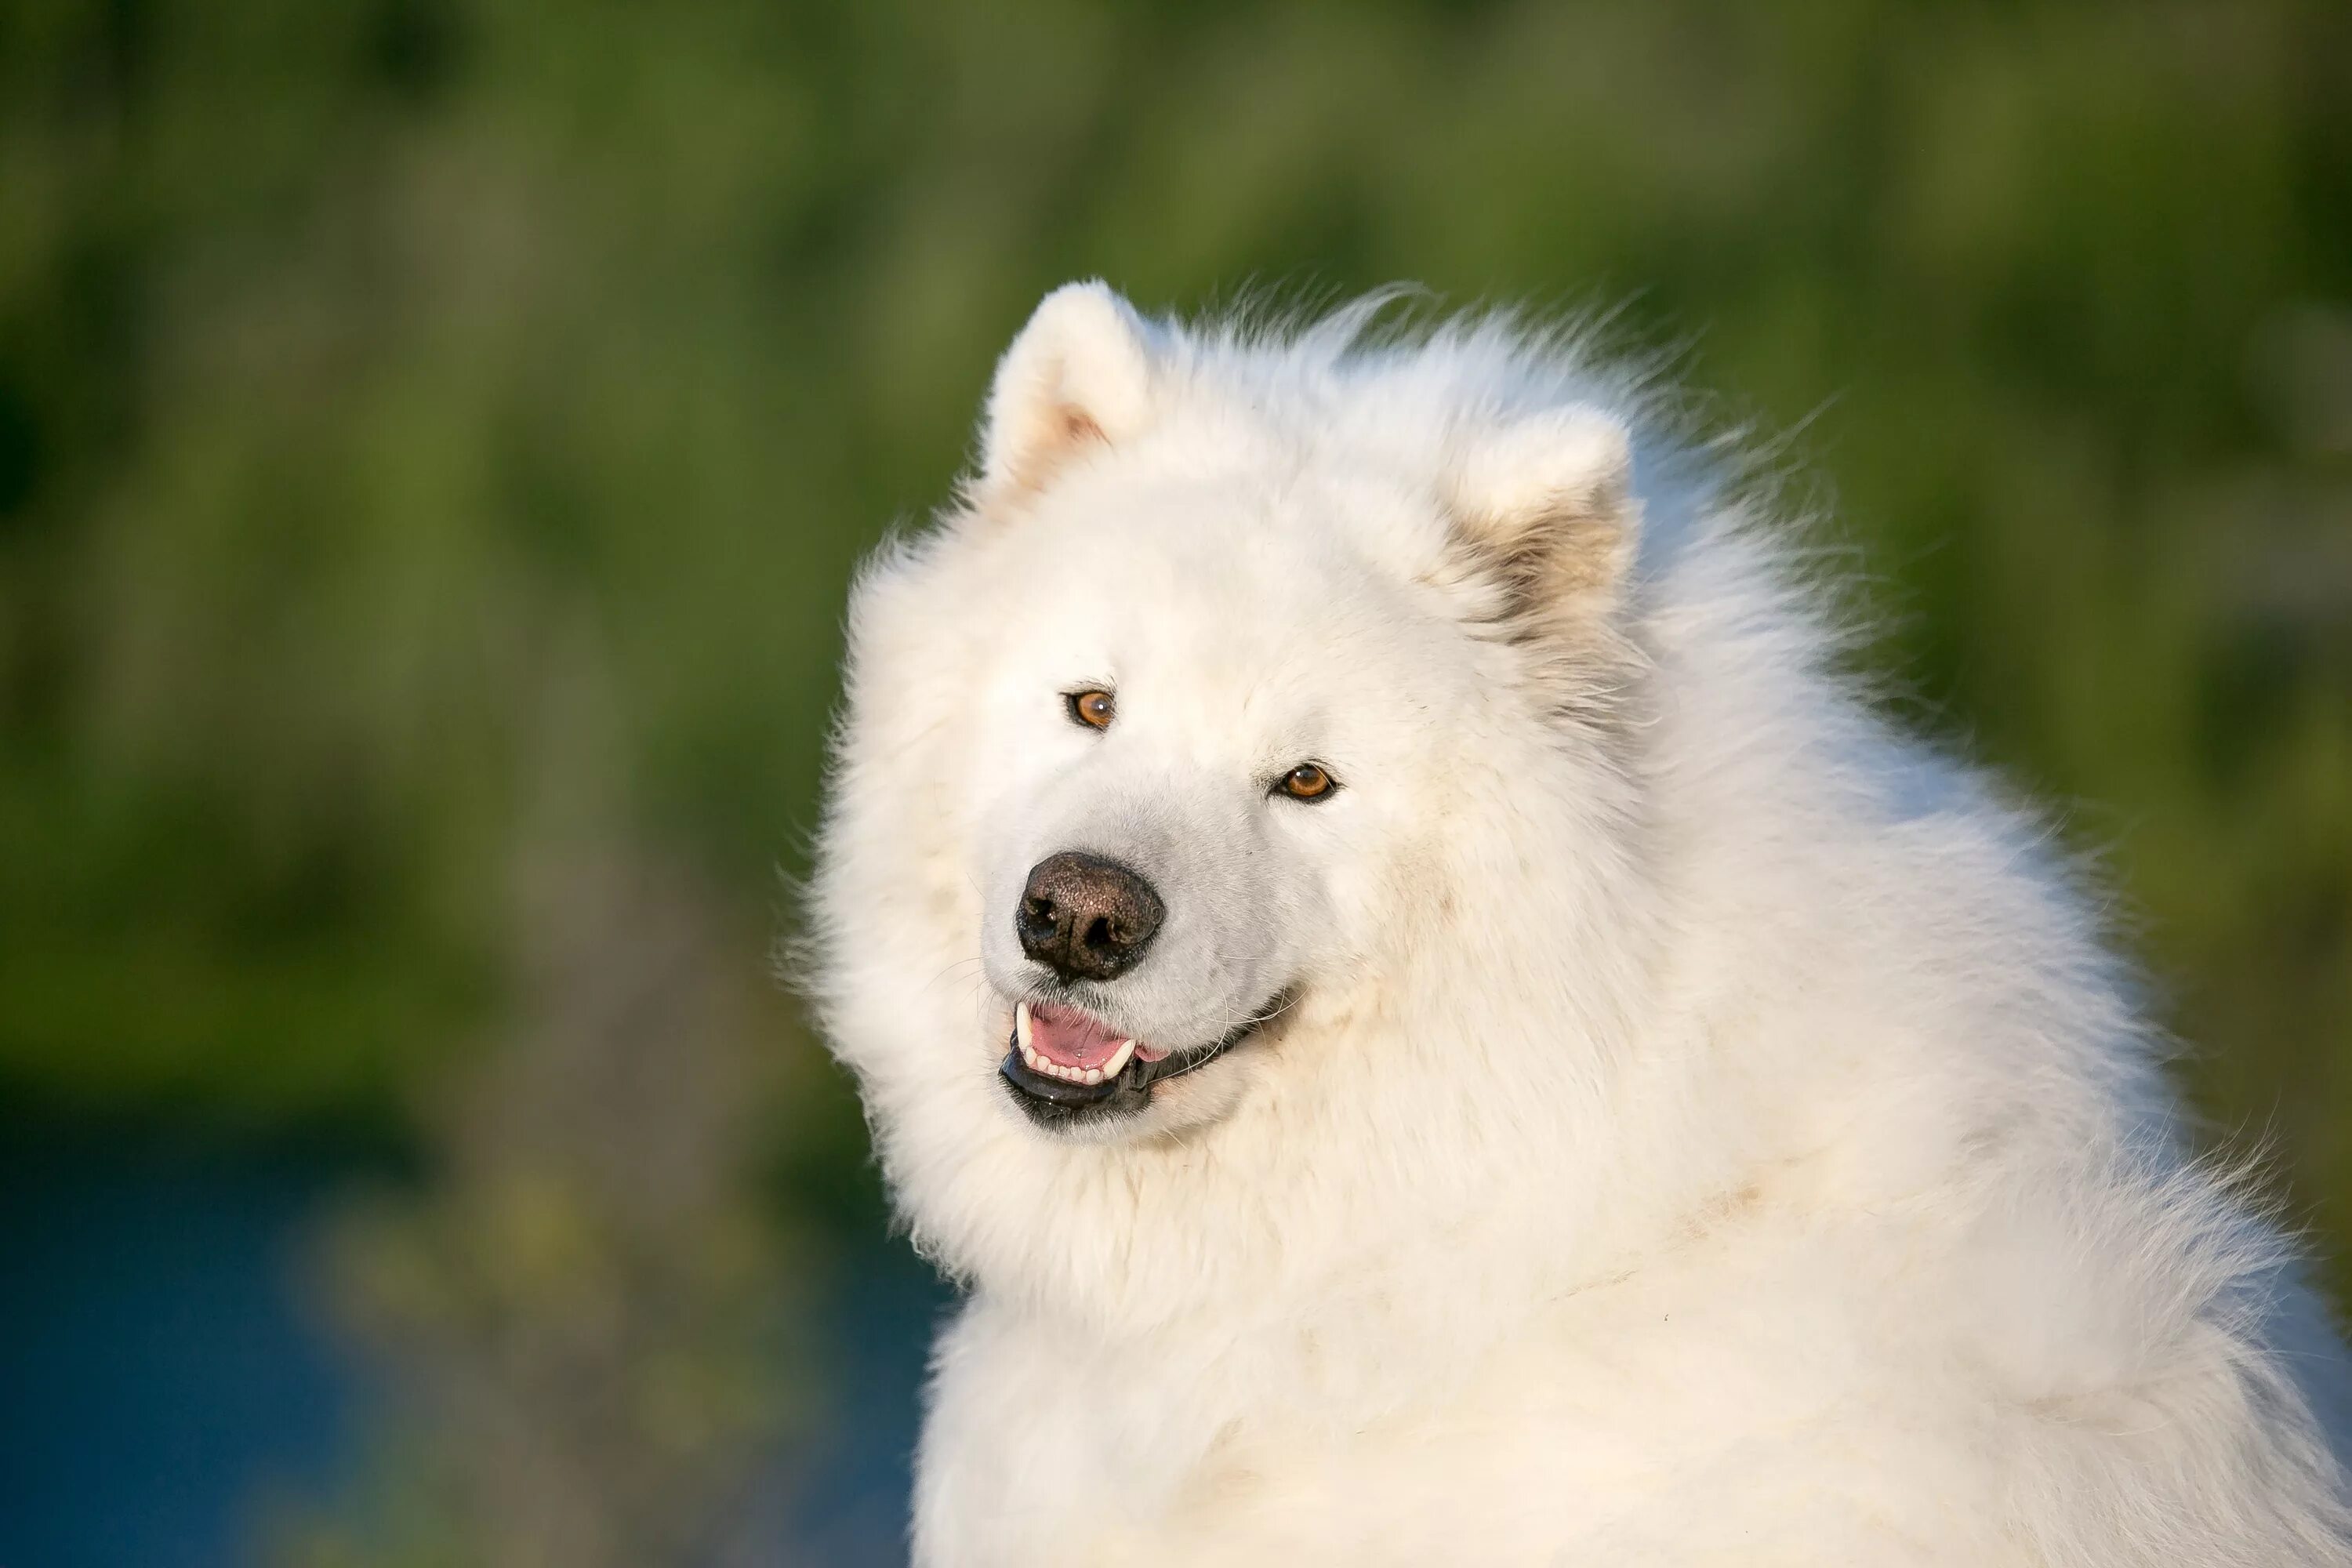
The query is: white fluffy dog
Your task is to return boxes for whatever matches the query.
[808,282,2352,1566]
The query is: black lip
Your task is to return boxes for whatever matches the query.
[996,993,1292,1130]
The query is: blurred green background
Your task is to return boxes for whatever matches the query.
[2,2,2347,1564]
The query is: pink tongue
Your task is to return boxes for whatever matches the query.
[1028,1004,1131,1070]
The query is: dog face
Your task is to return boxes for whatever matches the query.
[961,455,1494,1140]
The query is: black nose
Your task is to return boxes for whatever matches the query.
[1016,851,1166,983]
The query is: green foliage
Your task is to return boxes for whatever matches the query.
[2,0,2347,1287]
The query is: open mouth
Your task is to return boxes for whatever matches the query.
[997,995,1288,1127]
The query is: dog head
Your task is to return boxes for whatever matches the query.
[810,285,1664,1303]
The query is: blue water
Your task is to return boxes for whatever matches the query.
[0,1128,946,1568]
[787,1239,950,1563]
[0,1131,363,1568]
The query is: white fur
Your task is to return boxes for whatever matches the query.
[808,284,2352,1566]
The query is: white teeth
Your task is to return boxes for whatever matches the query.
[1012,1006,1140,1087]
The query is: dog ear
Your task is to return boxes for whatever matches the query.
[978,281,1158,501]
[1447,406,1639,632]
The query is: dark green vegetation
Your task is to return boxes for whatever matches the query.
[3,1,2348,1559]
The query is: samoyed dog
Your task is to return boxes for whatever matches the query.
[808,282,2352,1566]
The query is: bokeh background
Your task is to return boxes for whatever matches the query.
[2,2,2348,1563]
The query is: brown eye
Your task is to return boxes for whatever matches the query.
[1277,762,1336,801]
[1066,688,1116,730]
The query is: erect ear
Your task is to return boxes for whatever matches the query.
[1446,405,1640,636]
[977,281,1158,501]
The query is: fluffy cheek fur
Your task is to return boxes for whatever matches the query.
[817,533,1659,1324]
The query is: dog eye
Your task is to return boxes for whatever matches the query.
[1276,762,1337,801]
[1066,688,1116,730]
